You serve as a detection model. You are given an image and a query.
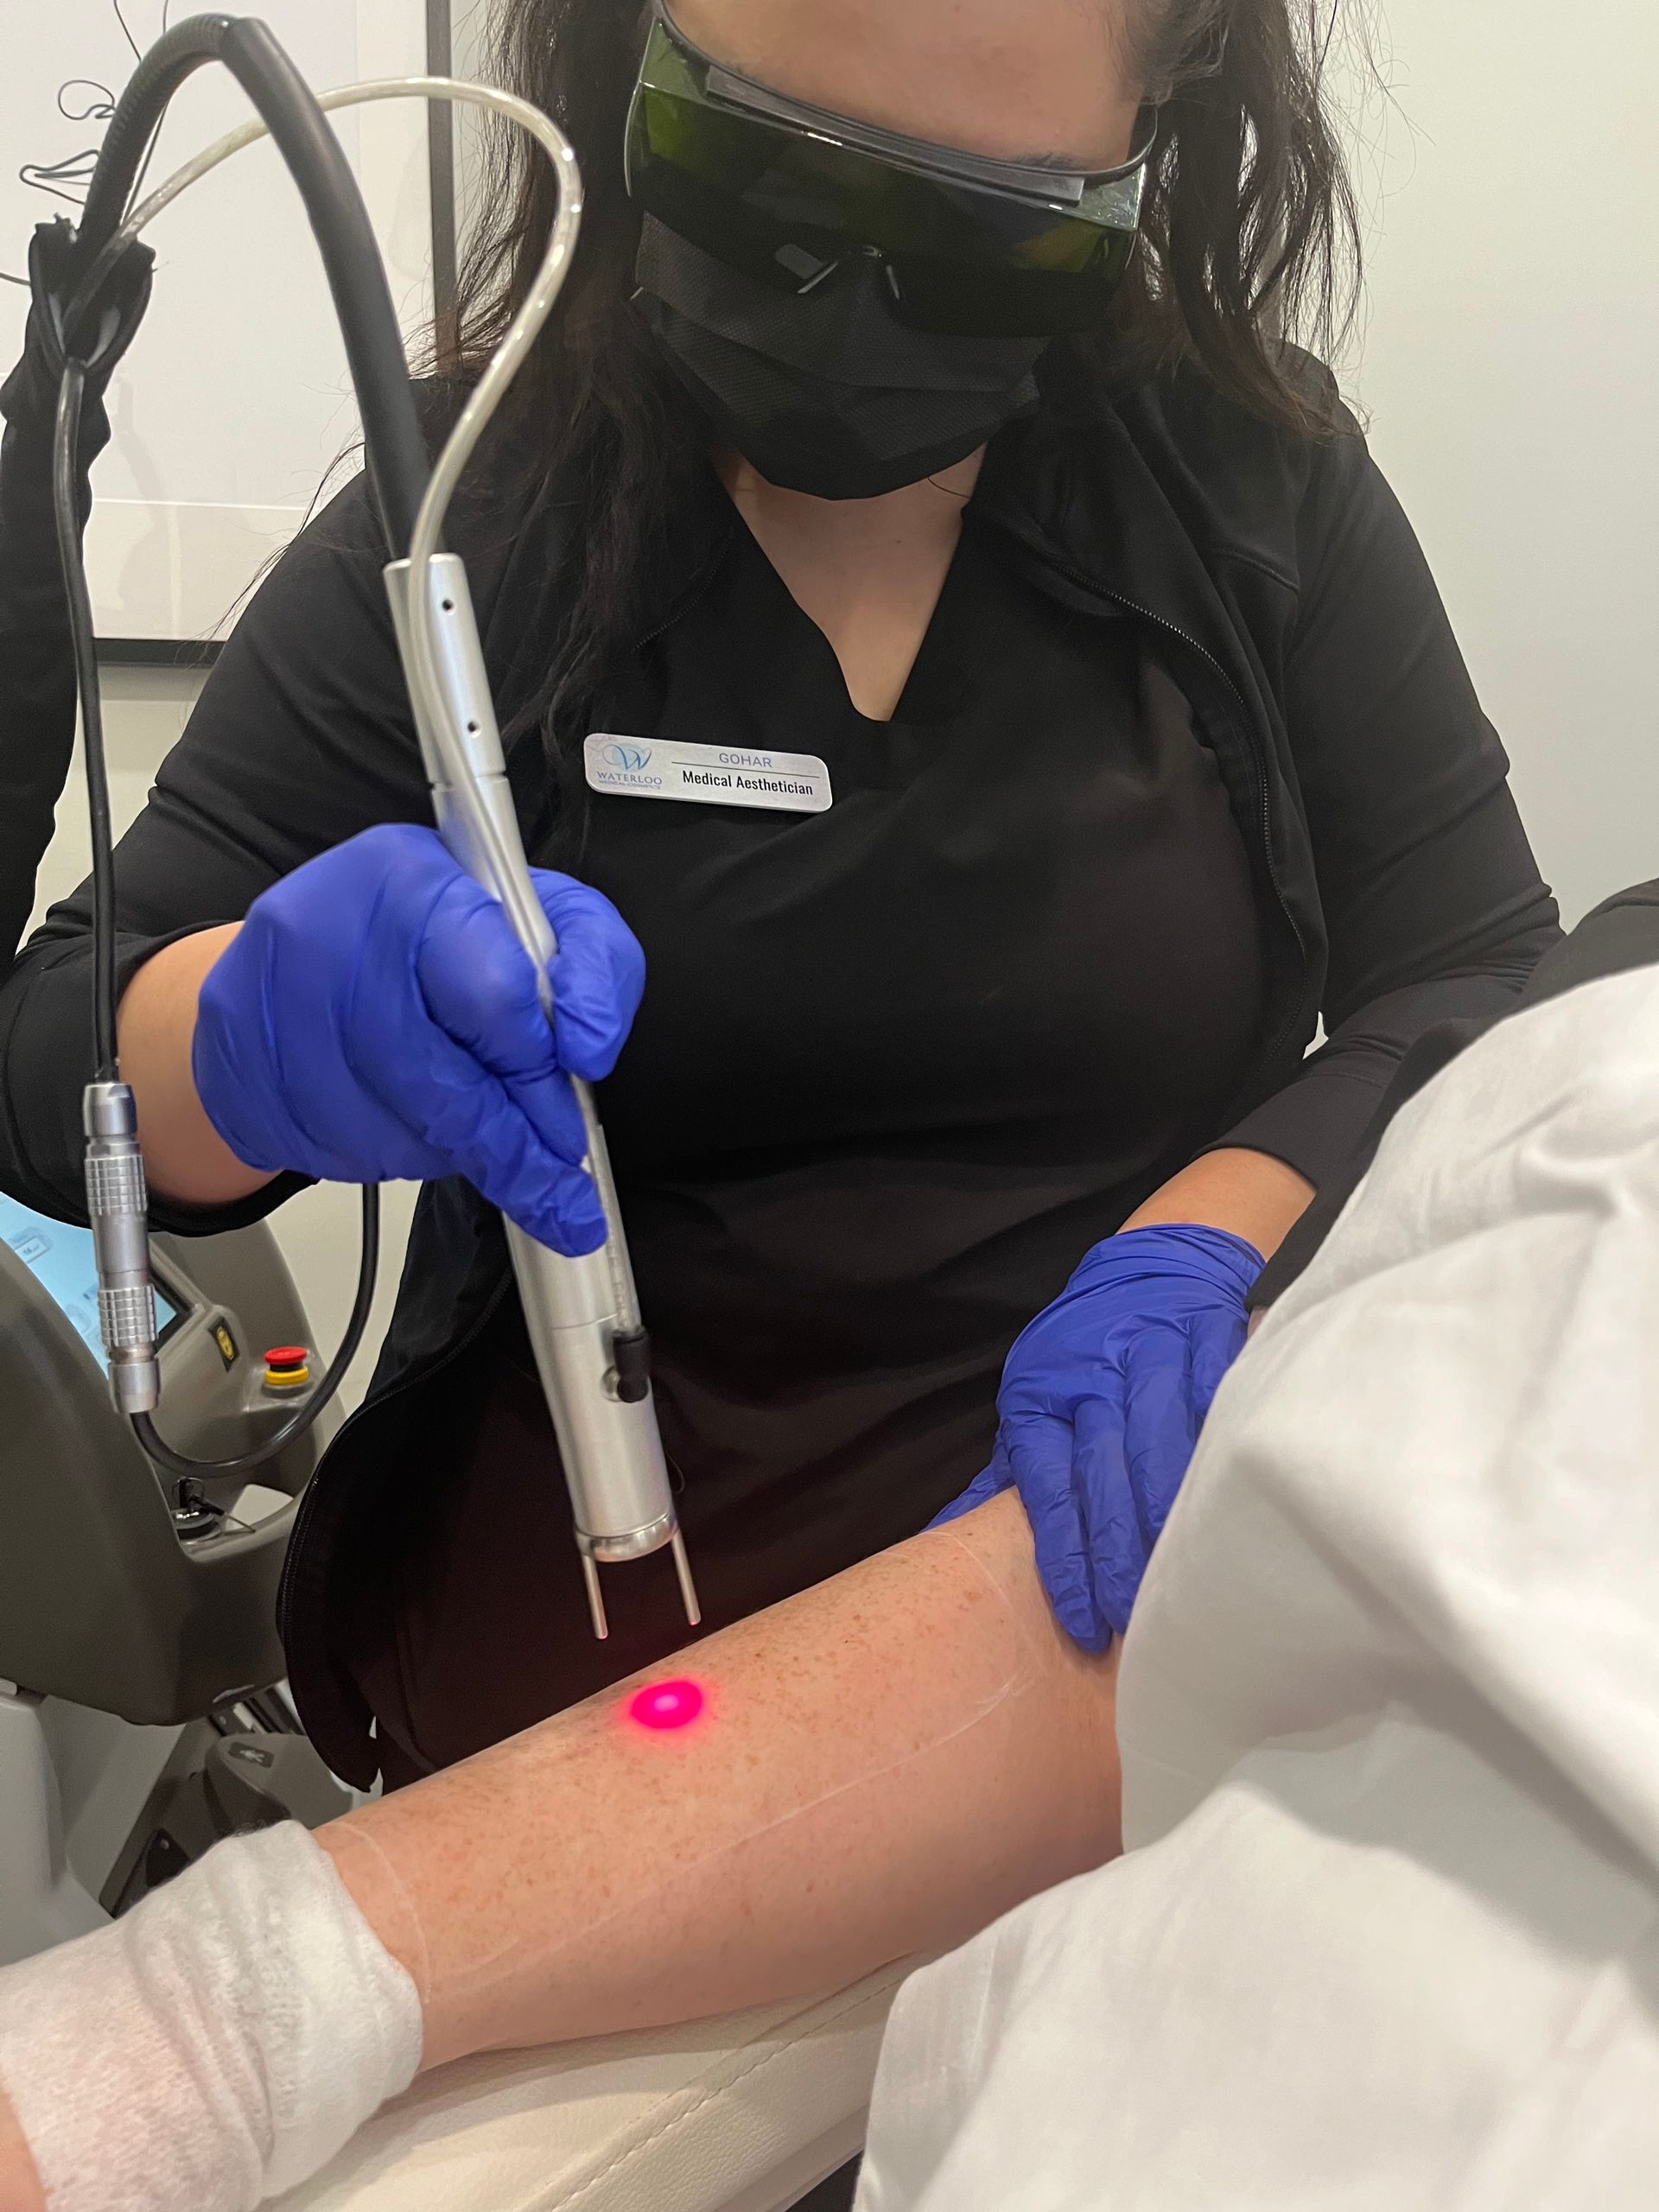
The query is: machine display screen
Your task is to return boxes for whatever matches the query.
[0,1191,183,1374]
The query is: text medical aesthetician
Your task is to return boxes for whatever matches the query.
[0,0,1559,1786]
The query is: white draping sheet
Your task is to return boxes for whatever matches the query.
[858,965,1659,2210]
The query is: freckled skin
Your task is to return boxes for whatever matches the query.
[319,1494,1121,2072]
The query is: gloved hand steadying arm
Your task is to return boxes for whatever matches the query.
[936,1224,1264,1651]
[192,823,645,1256]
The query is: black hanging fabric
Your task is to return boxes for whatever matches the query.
[0,218,154,971]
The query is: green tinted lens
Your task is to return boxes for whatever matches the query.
[627,79,847,293]
[626,22,1144,336]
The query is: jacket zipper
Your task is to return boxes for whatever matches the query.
[628,520,735,661]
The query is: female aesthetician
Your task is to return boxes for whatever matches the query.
[0,0,1558,1789]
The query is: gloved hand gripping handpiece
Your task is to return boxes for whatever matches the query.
[35,12,697,1636]
[381,73,696,1637]
[385,551,700,1637]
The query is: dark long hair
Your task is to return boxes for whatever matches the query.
[1120,0,1365,426]
[447,0,1366,755]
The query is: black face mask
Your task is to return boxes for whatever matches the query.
[633,217,1049,501]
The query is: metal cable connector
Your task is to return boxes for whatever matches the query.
[83,1080,161,1414]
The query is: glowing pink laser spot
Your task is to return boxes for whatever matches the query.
[627,1679,706,1732]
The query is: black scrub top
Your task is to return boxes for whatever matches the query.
[1,365,1563,1786]
[347,497,1265,1780]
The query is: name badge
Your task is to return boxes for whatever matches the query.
[585,734,833,815]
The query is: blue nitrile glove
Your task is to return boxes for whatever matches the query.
[192,823,645,1256]
[936,1224,1264,1651]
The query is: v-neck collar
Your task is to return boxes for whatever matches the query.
[627,394,1217,696]
[713,482,981,729]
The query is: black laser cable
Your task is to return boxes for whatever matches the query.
[54,345,382,1473]
[1,1,177,283]
[51,363,119,1084]
[49,55,694,1630]
[130,1185,382,1478]
[48,12,437,1479]
[68,14,429,550]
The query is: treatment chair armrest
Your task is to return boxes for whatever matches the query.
[271,1961,918,2212]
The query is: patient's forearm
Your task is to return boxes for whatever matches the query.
[0,2082,42,2212]
[0,1498,1118,2210]
[320,1493,1122,2072]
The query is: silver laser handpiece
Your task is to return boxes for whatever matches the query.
[84,1080,162,1416]
[385,553,699,1640]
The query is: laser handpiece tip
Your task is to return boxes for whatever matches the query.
[671,1530,702,1629]
[577,1531,698,1640]
[581,1553,609,1642]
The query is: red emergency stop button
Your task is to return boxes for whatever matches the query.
[263,1344,313,1391]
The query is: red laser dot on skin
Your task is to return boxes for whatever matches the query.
[628,1680,706,1732]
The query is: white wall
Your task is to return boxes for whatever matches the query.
[0,1,433,642]
[1333,0,1659,926]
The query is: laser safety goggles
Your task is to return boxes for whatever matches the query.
[625,6,1159,340]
